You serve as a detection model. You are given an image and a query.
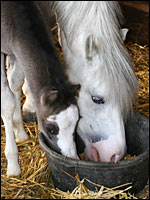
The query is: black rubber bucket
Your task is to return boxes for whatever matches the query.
[38,111,149,194]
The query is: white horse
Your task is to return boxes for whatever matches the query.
[23,1,138,163]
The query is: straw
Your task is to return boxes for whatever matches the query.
[1,23,149,199]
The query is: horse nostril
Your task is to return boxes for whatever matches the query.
[111,154,116,163]
[111,154,120,163]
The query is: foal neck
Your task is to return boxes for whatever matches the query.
[9,2,69,98]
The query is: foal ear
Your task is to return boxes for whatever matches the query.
[41,90,58,106]
[85,35,98,61]
[71,84,81,96]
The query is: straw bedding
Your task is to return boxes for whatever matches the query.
[1,26,149,199]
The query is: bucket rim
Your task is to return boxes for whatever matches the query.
[38,131,149,170]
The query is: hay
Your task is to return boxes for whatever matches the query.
[125,42,149,118]
[51,173,137,199]
[80,152,136,162]
[1,25,149,199]
[1,122,54,199]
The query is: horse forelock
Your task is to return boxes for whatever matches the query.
[53,1,124,43]
[54,1,139,119]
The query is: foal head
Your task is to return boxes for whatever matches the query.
[39,84,80,159]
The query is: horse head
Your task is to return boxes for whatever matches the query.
[75,31,138,162]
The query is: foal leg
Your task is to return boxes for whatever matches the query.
[1,53,21,176]
[6,55,29,142]
[22,78,37,122]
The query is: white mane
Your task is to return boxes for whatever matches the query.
[52,1,139,119]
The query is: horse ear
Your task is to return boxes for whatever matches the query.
[41,90,58,106]
[120,28,129,41]
[85,35,98,61]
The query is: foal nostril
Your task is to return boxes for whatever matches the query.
[45,124,59,135]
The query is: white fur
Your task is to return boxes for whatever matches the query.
[22,78,36,113]
[1,54,21,176]
[52,1,138,162]
[54,1,138,116]
[6,55,29,142]
[1,54,29,176]
[76,85,127,162]
[47,105,79,159]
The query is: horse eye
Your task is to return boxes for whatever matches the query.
[92,96,105,104]
[45,124,58,135]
